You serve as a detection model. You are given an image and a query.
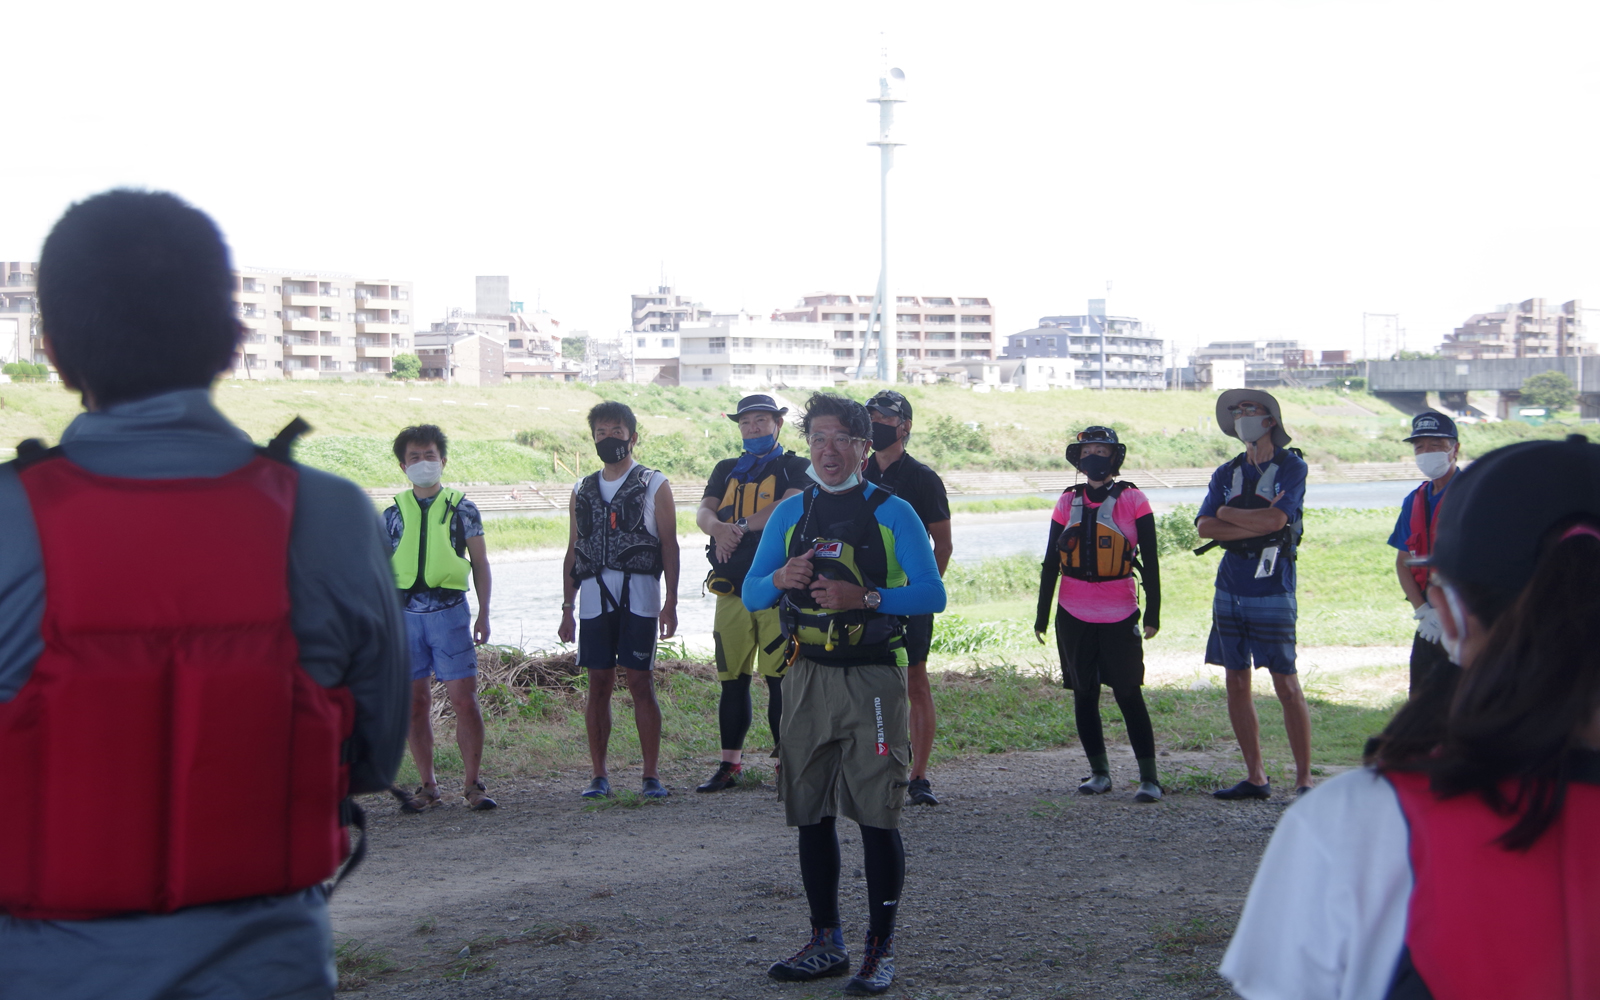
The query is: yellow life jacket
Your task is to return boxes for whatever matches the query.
[391,488,472,592]
[1058,482,1138,581]
[705,450,794,598]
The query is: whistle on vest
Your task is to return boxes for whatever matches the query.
[609,511,617,530]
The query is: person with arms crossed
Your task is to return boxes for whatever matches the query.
[558,401,679,799]
[0,190,408,999]
[694,394,809,792]
[1389,410,1461,697]
[1034,427,1164,801]
[1222,433,1600,1000]
[385,424,496,813]
[744,392,946,996]
[862,390,952,807]
[1195,389,1314,799]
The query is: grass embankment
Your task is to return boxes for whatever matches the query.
[2,380,1581,487]
[932,506,1415,655]
[401,506,1411,793]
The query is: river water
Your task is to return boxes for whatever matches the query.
[479,479,1418,652]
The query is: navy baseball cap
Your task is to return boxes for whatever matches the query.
[1426,434,1600,596]
[1404,411,1458,442]
[866,390,913,422]
[727,394,787,421]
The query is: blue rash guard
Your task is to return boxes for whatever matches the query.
[741,482,947,624]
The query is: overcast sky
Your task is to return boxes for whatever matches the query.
[4,1,1597,359]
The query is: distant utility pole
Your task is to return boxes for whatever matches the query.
[858,62,905,382]
[1363,312,1400,361]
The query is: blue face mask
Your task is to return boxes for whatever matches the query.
[742,434,776,455]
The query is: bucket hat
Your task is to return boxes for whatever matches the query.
[726,394,787,421]
[1216,388,1292,450]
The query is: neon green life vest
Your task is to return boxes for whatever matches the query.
[391,488,472,592]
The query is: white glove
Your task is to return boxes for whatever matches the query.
[1414,603,1443,644]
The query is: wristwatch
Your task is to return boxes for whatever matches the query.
[735,517,749,529]
[862,589,882,610]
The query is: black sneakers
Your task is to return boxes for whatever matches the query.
[1213,779,1272,800]
[696,761,742,793]
[906,777,939,806]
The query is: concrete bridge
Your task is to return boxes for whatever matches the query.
[1367,357,1599,418]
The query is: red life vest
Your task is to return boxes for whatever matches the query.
[1387,769,1600,1000]
[1404,483,1443,591]
[0,453,355,920]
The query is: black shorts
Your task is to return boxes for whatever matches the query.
[578,609,657,671]
[1408,633,1452,695]
[903,613,934,666]
[1054,608,1145,691]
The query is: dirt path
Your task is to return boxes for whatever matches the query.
[333,746,1295,999]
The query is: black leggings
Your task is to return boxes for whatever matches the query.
[717,674,784,751]
[1074,684,1156,761]
[797,817,904,940]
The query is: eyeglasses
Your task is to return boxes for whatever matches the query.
[1077,429,1114,442]
[806,433,864,450]
[1226,403,1266,417]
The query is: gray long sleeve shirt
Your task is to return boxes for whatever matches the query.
[0,389,409,1000]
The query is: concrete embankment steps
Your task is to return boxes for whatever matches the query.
[367,460,1424,512]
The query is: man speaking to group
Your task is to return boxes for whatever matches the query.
[742,392,946,996]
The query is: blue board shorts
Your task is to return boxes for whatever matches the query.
[405,601,479,682]
[579,609,658,671]
[1206,590,1297,674]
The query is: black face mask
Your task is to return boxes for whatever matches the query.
[870,422,901,452]
[1078,454,1114,481]
[595,437,631,464]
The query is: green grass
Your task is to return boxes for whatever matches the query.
[6,380,1584,485]
[481,509,702,554]
[406,649,1406,791]
[948,495,1057,514]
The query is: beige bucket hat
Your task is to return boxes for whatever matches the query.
[1216,388,1292,450]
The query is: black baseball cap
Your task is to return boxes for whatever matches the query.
[1426,434,1600,596]
[1404,410,1458,442]
[866,390,912,421]
[727,394,787,421]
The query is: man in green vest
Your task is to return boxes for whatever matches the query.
[385,424,496,812]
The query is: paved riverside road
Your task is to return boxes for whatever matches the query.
[480,479,1415,653]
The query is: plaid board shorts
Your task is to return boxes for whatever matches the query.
[1205,590,1297,674]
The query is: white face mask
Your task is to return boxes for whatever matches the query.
[1416,451,1453,481]
[406,460,443,487]
[805,462,860,494]
[1235,415,1271,444]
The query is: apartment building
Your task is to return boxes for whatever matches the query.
[414,330,505,386]
[233,268,413,379]
[778,292,998,376]
[1003,303,1165,389]
[1,262,38,366]
[1442,298,1591,360]
[678,314,835,389]
[632,286,708,333]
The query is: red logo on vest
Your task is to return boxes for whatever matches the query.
[0,455,355,920]
[815,541,844,559]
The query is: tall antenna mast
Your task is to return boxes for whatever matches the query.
[857,50,905,383]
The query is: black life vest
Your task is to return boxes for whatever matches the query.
[777,484,904,666]
[1213,450,1304,560]
[1058,481,1139,581]
[571,464,664,610]
[705,449,795,598]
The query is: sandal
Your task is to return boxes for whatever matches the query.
[464,780,498,811]
[395,783,442,813]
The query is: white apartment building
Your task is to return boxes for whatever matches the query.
[778,292,998,376]
[678,315,835,389]
[1,262,38,366]
[1191,339,1303,365]
[632,286,708,333]
[234,268,413,380]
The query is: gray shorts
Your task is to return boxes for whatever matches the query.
[777,656,910,829]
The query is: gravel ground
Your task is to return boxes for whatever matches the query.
[332,745,1295,999]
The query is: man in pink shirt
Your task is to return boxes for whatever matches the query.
[1034,427,1164,801]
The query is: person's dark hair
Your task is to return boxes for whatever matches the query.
[587,401,637,436]
[393,425,449,464]
[801,392,870,439]
[38,189,239,407]
[1369,521,1600,849]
